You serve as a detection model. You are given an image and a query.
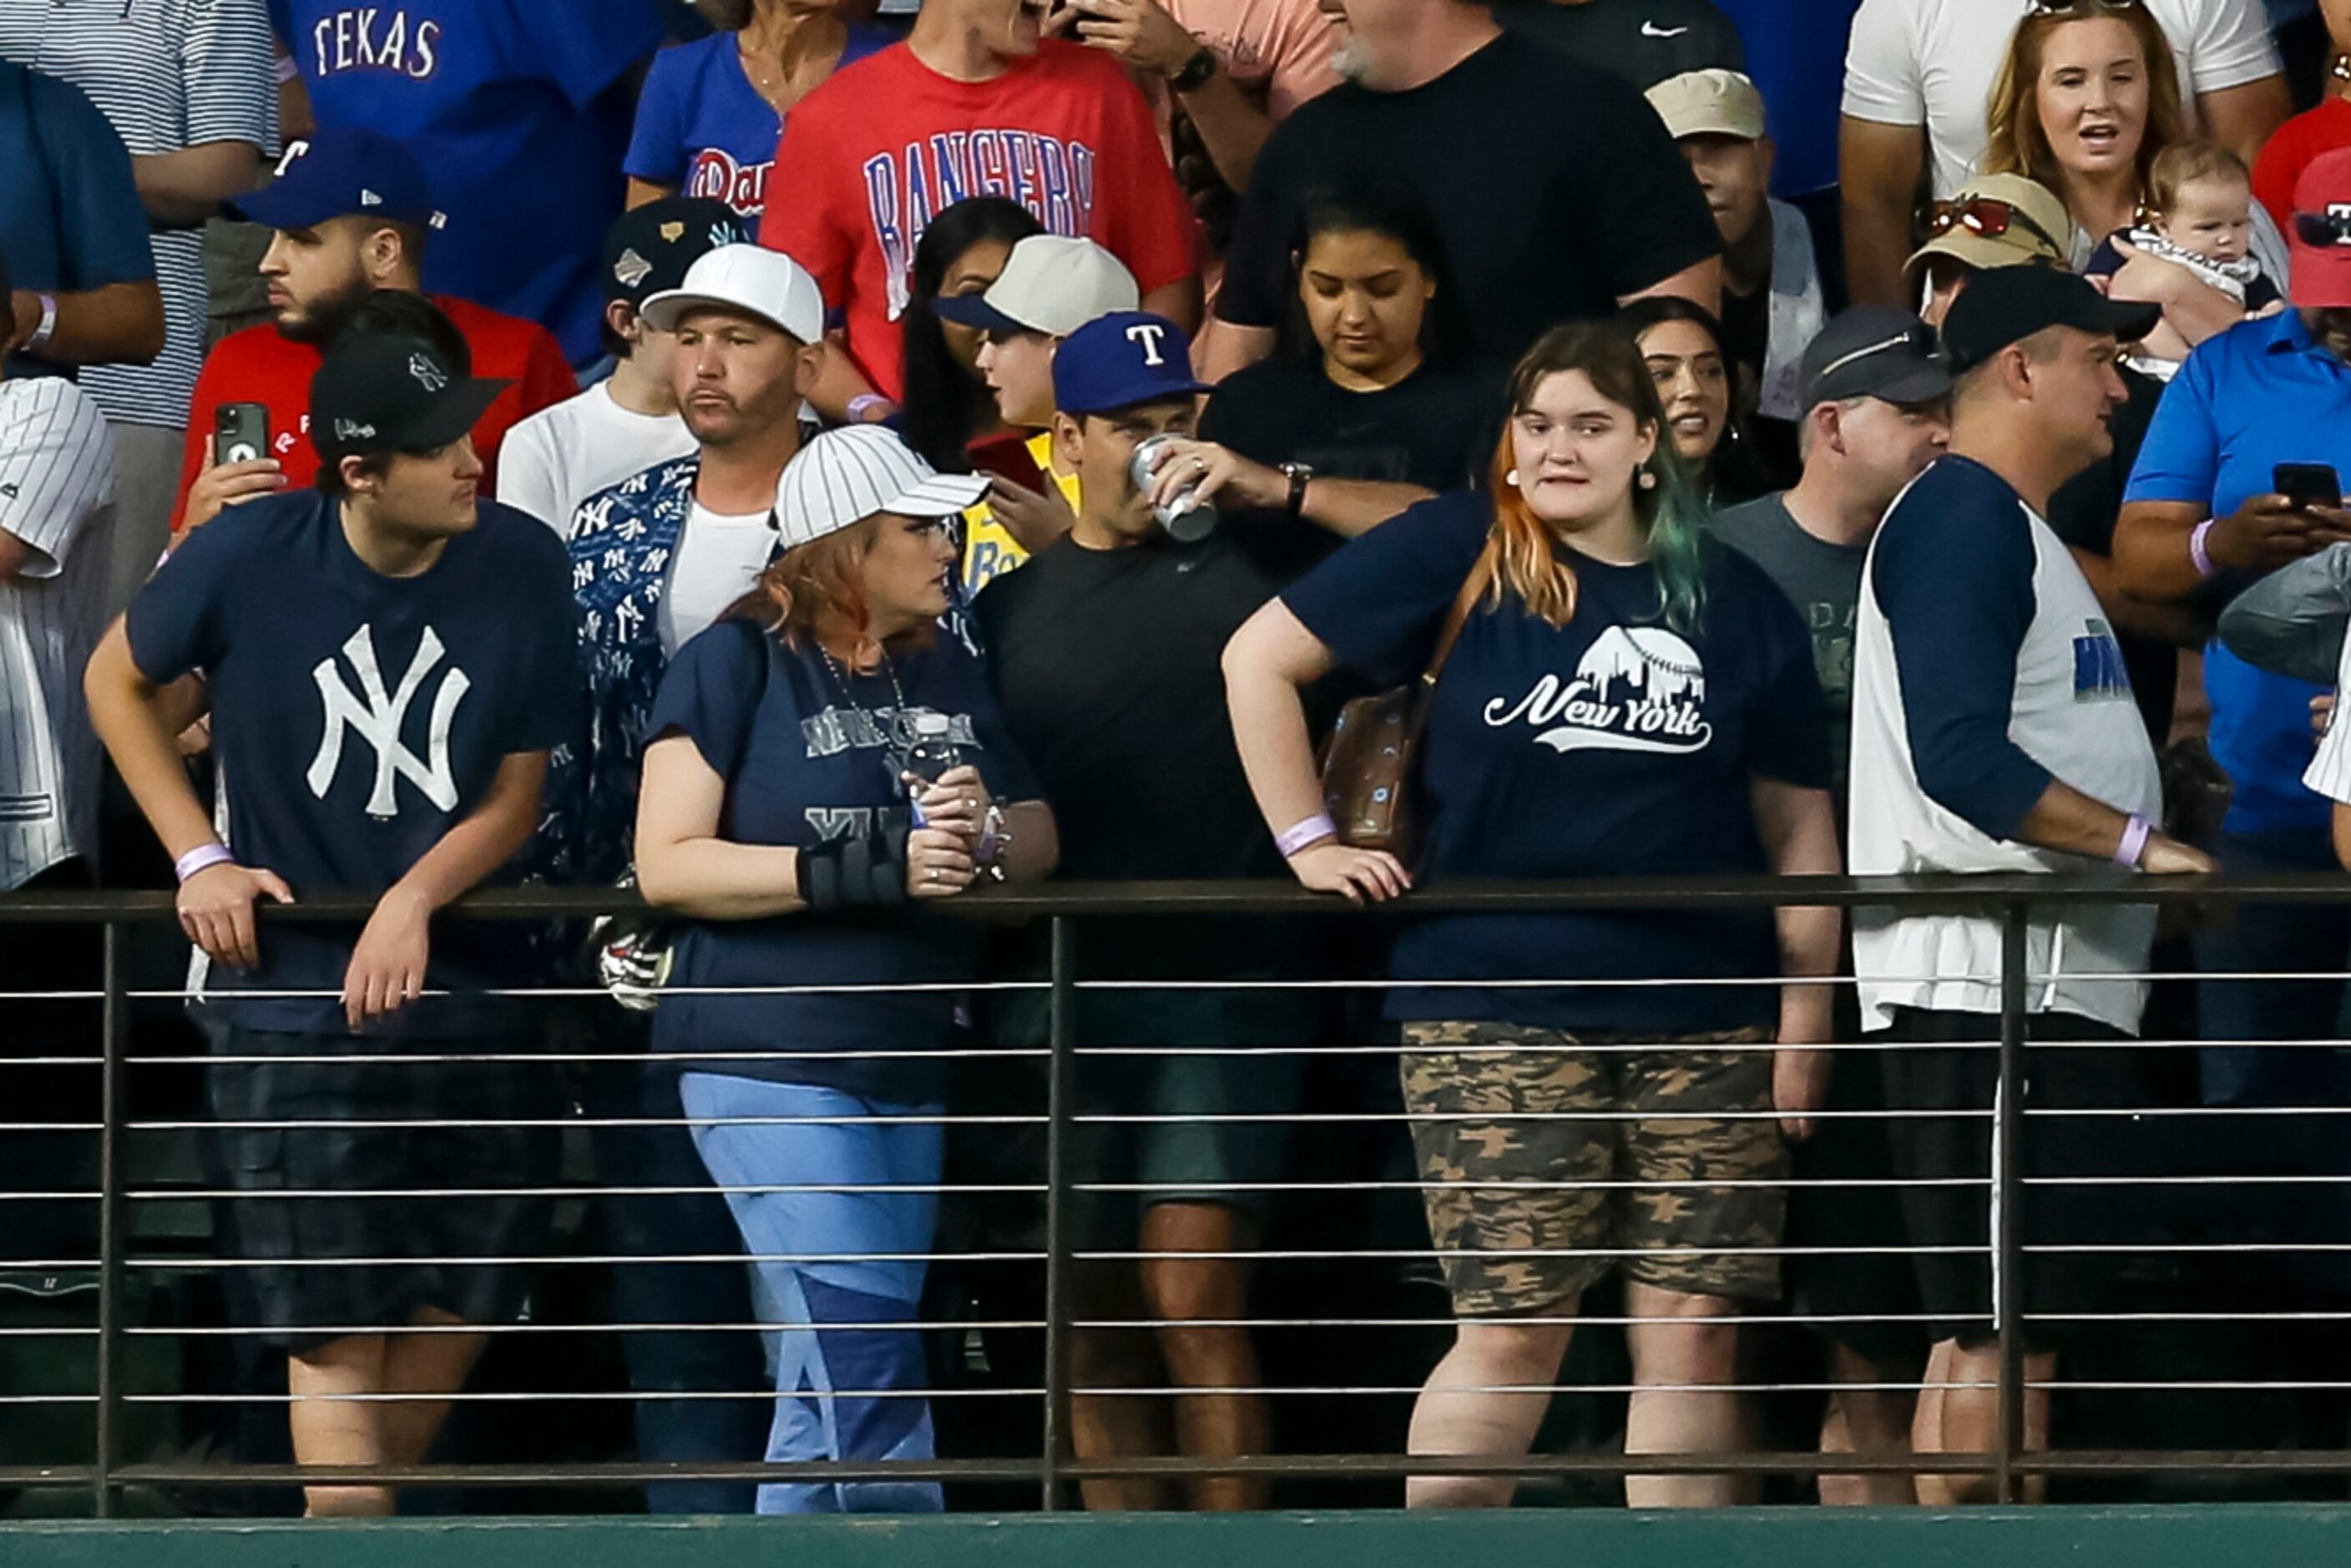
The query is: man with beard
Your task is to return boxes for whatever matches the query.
[171,129,575,533]
[537,244,827,1512]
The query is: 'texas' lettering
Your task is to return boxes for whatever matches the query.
[308,7,442,81]
[863,132,1099,320]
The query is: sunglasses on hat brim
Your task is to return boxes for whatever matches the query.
[1925,198,2067,258]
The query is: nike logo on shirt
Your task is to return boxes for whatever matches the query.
[1642,21,1692,37]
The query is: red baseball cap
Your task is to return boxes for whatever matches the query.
[2289,148,2351,309]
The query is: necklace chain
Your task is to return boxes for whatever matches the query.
[816,645,912,747]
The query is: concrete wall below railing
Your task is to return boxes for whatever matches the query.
[12,1507,2351,1568]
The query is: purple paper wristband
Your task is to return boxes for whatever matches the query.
[2114,814,2152,870]
[2189,518,2217,579]
[174,843,235,884]
[1276,812,1337,859]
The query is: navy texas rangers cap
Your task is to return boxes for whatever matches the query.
[230,129,443,233]
[601,197,749,309]
[311,331,510,466]
[1939,266,2161,376]
[1052,311,1208,417]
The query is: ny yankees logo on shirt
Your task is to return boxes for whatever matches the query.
[309,625,472,818]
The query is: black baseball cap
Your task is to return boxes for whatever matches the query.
[1940,266,2161,375]
[1798,307,1952,410]
[310,332,511,465]
[600,197,749,308]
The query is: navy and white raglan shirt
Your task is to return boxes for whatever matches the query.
[1282,492,1831,1033]
[1849,455,2161,1036]
[645,619,1038,1106]
[124,491,581,1038]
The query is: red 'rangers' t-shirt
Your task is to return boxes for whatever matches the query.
[172,294,578,531]
[759,39,1198,401]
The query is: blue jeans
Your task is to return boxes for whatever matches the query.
[680,1072,944,1515]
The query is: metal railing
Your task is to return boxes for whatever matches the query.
[1,869,2346,1516]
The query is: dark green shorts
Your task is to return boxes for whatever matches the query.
[1069,987,1318,1245]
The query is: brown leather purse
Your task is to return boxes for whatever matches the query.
[1318,546,1495,863]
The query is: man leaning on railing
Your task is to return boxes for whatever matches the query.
[1848,267,2214,1505]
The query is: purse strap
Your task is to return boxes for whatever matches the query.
[1420,541,1498,691]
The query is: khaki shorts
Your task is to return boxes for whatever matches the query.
[1400,1021,1787,1315]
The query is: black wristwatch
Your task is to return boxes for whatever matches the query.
[1170,46,1219,94]
[1280,461,1314,519]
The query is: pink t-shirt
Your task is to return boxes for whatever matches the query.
[1160,0,1344,122]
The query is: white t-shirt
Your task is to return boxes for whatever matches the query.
[658,503,776,656]
[496,381,699,537]
[1843,0,2283,199]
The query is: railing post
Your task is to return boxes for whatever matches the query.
[1039,915,1077,1512]
[93,919,126,1520]
[1995,900,2029,1505]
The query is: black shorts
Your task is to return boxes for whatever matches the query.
[1879,1007,2136,1351]
[200,1023,560,1355]
[1785,1040,1928,1367]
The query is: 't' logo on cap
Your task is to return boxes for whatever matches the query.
[1125,323,1169,367]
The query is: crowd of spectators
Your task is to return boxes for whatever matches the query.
[15,0,2351,1525]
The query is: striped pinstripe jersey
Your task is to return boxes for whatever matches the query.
[0,378,116,889]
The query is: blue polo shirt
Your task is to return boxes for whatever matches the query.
[2126,309,2351,837]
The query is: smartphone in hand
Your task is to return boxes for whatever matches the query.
[2273,462,2343,513]
[214,402,270,466]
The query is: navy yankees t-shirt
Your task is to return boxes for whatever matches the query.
[1282,492,1830,1031]
[125,493,581,1038]
[645,619,1038,1105]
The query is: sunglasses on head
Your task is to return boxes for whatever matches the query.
[2294,209,2351,250]
[1926,197,2066,257]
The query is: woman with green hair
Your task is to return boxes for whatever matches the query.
[1223,321,1843,1510]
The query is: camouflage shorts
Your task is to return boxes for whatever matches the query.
[1399,1021,1787,1315]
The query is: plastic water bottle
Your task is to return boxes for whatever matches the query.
[904,711,963,827]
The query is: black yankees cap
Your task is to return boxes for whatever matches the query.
[1940,266,2161,375]
[601,197,749,308]
[310,331,510,465]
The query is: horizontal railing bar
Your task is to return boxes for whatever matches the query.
[10,1449,2351,1491]
[0,871,2330,926]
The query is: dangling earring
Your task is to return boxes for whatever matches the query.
[1504,468,1521,487]
[1637,468,1658,491]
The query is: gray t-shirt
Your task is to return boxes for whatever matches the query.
[1493,0,1746,89]
[1713,493,1866,792]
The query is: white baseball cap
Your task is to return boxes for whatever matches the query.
[774,425,991,552]
[640,243,826,342]
[932,235,1139,337]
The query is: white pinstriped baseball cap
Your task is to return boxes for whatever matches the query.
[774,425,991,551]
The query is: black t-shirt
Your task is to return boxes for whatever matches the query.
[1220,37,1721,366]
[2048,363,2177,741]
[1494,0,1746,88]
[975,529,1282,888]
[1199,355,1504,579]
